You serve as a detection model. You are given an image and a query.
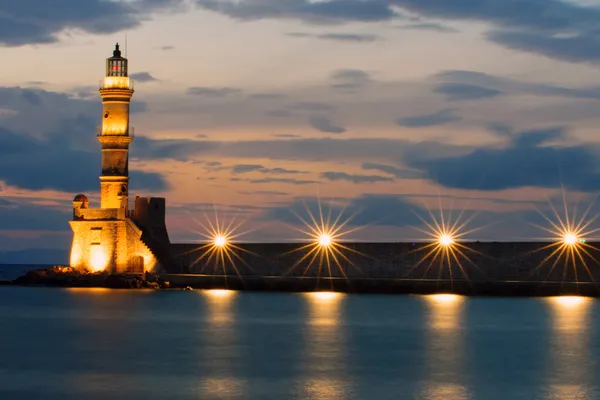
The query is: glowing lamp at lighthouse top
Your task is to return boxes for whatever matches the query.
[101,76,133,90]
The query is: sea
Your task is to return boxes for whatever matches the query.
[0,264,599,399]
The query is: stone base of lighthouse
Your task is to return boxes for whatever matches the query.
[69,196,171,273]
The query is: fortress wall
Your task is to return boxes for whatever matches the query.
[79,208,119,220]
[169,242,600,283]
[121,219,156,273]
[133,198,170,243]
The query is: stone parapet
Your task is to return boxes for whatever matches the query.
[169,241,600,283]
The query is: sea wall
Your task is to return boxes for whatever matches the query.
[157,241,600,296]
[169,241,600,282]
[8,241,600,295]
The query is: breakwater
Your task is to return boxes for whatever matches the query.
[164,241,600,296]
[5,241,600,296]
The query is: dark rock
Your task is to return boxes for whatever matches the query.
[104,275,141,289]
[143,281,160,289]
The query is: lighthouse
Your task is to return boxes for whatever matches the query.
[68,44,171,274]
[98,43,134,211]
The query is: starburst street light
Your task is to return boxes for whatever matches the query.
[409,206,483,282]
[532,192,600,281]
[563,232,578,246]
[439,234,454,246]
[285,199,364,280]
[214,235,227,247]
[318,233,332,247]
[185,207,254,276]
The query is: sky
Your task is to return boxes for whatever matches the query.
[2,0,600,256]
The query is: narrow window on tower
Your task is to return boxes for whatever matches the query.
[91,227,102,245]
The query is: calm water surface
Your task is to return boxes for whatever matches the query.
[0,287,599,399]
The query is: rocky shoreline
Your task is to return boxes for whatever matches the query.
[3,266,172,289]
[2,266,600,297]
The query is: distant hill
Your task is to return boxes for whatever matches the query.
[0,248,69,265]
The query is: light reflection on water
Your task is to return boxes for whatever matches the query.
[0,287,599,399]
[544,296,593,400]
[302,292,351,399]
[419,294,469,400]
[197,289,247,398]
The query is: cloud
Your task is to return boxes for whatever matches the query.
[68,86,97,100]
[388,0,600,64]
[238,190,290,196]
[258,191,600,243]
[286,32,382,42]
[135,136,468,164]
[396,22,459,33]
[261,194,426,228]
[0,87,166,192]
[362,163,424,179]
[197,160,225,173]
[266,109,296,118]
[248,178,318,185]
[21,91,42,106]
[269,167,308,175]
[309,116,346,134]
[157,45,175,51]
[487,30,600,64]
[272,134,301,138]
[405,126,600,192]
[186,87,242,97]
[249,93,287,100]
[330,69,373,90]
[0,198,72,231]
[435,70,600,100]
[190,0,600,63]
[388,0,600,31]
[195,0,399,24]
[231,164,308,175]
[0,125,167,193]
[293,102,335,112]
[0,0,184,46]
[433,83,503,101]
[321,172,393,184]
[396,108,461,127]
[130,72,159,83]
[231,164,264,174]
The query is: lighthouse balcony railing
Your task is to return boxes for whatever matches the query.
[97,126,135,137]
[99,78,135,91]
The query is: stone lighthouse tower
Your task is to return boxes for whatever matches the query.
[99,43,134,212]
[68,44,171,274]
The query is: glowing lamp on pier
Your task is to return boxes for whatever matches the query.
[187,208,253,276]
[533,195,600,280]
[439,233,454,246]
[410,208,481,281]
[214,235,227,248]
[563,232,578,246]
[286,199,363,278]
[318,233,332,247]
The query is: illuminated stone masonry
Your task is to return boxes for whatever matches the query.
[69,44,171,274]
